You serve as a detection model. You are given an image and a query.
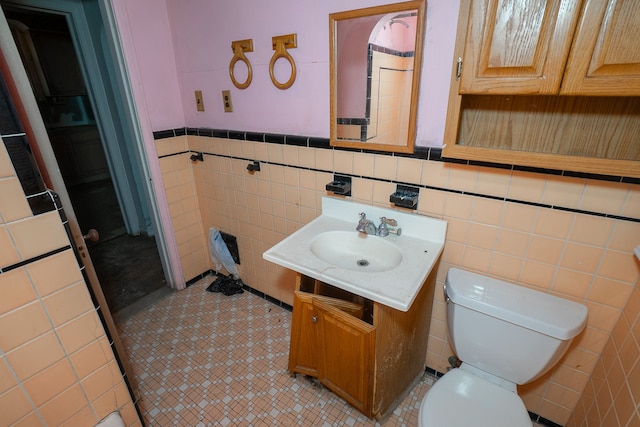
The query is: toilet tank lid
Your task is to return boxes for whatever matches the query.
[445,268,588,340]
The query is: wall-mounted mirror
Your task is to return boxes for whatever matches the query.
[330,1,425,154]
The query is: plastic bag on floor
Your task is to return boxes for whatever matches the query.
[208,228,239,279]
[205,273,244,296]
[207,228,244,296]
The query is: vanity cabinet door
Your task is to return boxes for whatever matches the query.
[460,0,582,95]
[288,292,319,377]
[288,291,367,378]
[314,299,375,417]
[560,0,640,95]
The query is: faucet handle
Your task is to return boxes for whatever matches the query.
[378,217,401,237]
[381,217,397,226]
[359,212,367,220]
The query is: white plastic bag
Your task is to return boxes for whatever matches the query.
[208,228,240,279]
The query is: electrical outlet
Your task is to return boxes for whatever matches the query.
[222,90,233,112]
[195,90,205,112]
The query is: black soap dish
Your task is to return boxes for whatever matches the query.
[390,185,419,210]
[326,175,352,196]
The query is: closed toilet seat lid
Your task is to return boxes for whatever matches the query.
[420,369,532,427]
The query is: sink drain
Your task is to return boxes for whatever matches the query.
[356,259,370,267]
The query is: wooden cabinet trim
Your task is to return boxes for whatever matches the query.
[443,144,640,178]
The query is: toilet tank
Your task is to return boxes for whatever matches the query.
[445,268,588,385]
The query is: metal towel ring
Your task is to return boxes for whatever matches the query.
[269,34,297,90]
[229,39,253,89]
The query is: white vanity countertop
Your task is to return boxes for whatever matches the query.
[263,197,447,312]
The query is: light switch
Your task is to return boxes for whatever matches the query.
[222,90,233,112]
[195,90,205,112]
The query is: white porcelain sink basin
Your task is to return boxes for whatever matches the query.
[310,231,403,272]
[263,197,447,311]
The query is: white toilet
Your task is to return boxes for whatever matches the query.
[419,268,588,427]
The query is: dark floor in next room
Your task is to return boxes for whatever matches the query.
[68,178,167,314]
[91,234,167,314]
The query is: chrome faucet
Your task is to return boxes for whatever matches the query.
[356,212,377,235]
[377,217,401,237]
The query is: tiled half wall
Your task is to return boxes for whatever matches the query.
[154,130,640,426]
[0,142,140,426]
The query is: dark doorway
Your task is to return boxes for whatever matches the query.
[3,5,166,314]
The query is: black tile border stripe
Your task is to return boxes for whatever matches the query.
[153,127,639,182]
[186,270,293,312]
[152,130,640,223]
[0,245,71,273]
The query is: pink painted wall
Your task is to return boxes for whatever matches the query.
[370,15,418,51]
[109,0,460,287]
[336,16,377,118]
[337,13,419,118]
[111,0,184,131]
[146,0,459,148]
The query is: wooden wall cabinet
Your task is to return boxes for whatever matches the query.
[444,0,640,177]
[460,0,640,96]
[288,271,437,420]
[561,0,640,96]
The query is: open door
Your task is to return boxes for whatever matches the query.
[0,2,142,400]
[0,0,170,407]
[0,0,172,315]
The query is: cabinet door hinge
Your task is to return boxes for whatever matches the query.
[456,57,463,80]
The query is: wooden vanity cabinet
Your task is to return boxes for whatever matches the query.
[288,271,437,419]
[460,0,640,96]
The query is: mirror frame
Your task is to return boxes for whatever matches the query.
[329,0,425,154]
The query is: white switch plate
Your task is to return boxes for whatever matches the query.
[222,90,233,112]
[195,90,205,112]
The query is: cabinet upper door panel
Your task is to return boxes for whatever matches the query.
[560,0,640,95]
[314,299,375,416]
[460,0,582,94]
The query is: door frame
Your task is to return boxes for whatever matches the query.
[0,0,184,405]
[0,0,181,290]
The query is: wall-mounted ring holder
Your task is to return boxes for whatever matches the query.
[269,34,297,90]
[229,39,254,89]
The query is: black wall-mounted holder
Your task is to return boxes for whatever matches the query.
[390,184,419,210]
[247,161,261,172]
[325,174,351,196]
[190,152,204,162]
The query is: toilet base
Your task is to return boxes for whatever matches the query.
[419,368,532,427]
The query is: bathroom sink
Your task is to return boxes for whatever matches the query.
[310,231,403,272]
[263,197,447,311]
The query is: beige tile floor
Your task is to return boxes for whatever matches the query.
[117,277,436,426]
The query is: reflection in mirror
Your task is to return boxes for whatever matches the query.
[330,1,425,154]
